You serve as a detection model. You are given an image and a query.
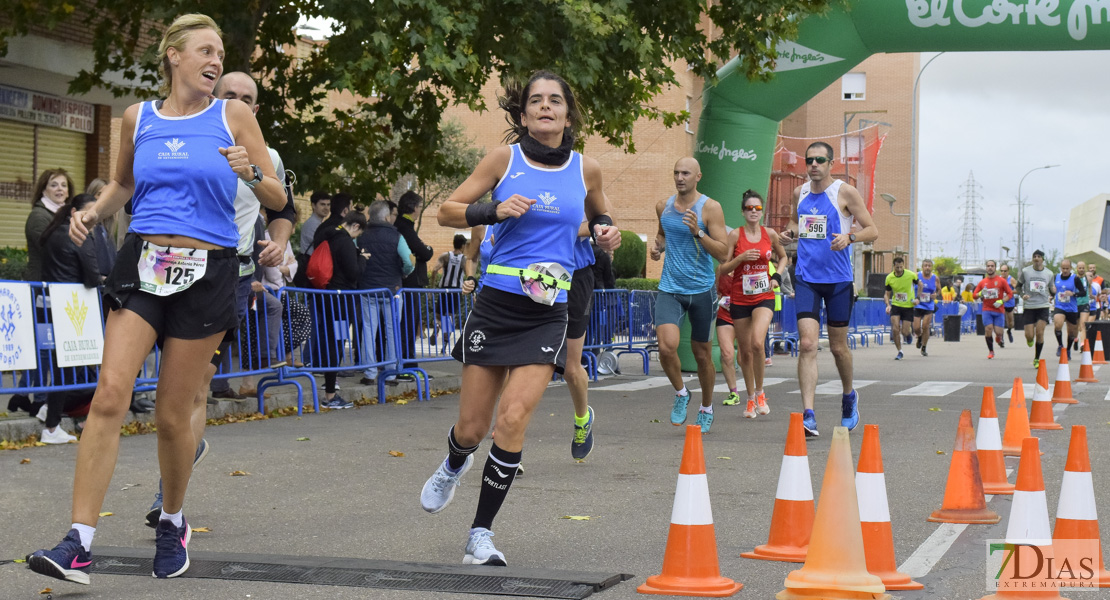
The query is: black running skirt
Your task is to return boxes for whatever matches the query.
[452,286,569,373]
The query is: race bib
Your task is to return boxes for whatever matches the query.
[918,291,933,302]
[1030,280,1047,293]
[138,244,207,297]
[742,273,770,295]
[718,295,731,309]
[798,215,827,240]
[893,292,908,303]
[1057,292,1069,303]
[981,288,998,300]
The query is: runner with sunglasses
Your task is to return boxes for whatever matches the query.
[718,190,788,418]
[780,142,878,437]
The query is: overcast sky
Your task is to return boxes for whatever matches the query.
[917,50,1110,266]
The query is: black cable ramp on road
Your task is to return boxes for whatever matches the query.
[89,547,633,598]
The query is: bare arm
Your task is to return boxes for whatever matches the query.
[780,185,802,242]
[649,199,666,261]
[833,184,877,252]
[438,146,536,228]
[684,198,730,262]
[718,228,745,275]
[583,158,620,251]
[224,100,285,211]
[768,228,790,284]
[71,104,140,245]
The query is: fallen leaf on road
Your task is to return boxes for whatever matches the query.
[231,470,250,476]
[561,516,590,520]
[191,527,211,533]
[296,437,310,441]
[395,399,408,405]
[20,458,30,464]
[716,456,732,460]
[40,588,52,594]
[929,407,941,412]
[99,512,113,517]
[650,419,660,423]
[15,558,26,563]
[388,450,405,457]
[937,450,946,455]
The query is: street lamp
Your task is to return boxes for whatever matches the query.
[1016,164,1060,267]
[910,52,945,271]
[881,193,910,257]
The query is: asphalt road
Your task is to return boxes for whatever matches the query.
[3,331,1109,599]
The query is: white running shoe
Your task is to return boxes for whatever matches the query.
[41,427,77,444]
[421,455,473,513]
[464,527,507,566]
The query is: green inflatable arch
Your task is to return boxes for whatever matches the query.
[697,0,1110,225]
[682,0,1110,371]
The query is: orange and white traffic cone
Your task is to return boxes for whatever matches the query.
[1093,331,1108,365]
[978,387,1015,495]
[1030,360,1063,431]
[1052,350,1077,404]
[1001,377,1033,457]
[638,425,742,597]
[777,426,890,600]
[980,437,1067,600]
[856,424,923,590]
[929,410,1000,524]
[1053,425,1110,588]
[741,412,813,563]
[1077,339,1099,383]
[1033,358,1051,403]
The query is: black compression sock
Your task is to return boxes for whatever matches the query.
[447,426,479,471]
[1056,330,1064,347]
[471,443,522,531]
[986,337,994,351]
[1036,342,1044,360]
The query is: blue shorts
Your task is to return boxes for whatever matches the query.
[794,277,854,327]
[982,311,1005,328]
[655,289,716,343]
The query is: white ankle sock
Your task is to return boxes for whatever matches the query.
[676,386,689,397]
[159,509,183,528]
[700,405,713,414]
[71,523,95,552]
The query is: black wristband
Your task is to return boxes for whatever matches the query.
[770,273,782,286]
[587,215,614,242]
[465,201,503,227]
[465,275,478,284]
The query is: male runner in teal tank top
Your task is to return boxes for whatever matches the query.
[650,157,730,433]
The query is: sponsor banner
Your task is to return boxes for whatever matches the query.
[48,284,104,367]
[0,283,38,371]
[0,83,95,134]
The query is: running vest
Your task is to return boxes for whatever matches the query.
[1018,266,1054,309]
[130,99,238,248]
[1077,277,1090,307]
[659,194,715,294]
[729,227,774,305]
[485,144,585,303]
[885,270,917,308]
[441,251,466,289]
[796,179,853,284]
[917,272,938,311]
[1055,273,1079,312]
[1004,276,1017,308]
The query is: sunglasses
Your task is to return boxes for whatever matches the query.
[744,204,763,211]
[805,156,830,165]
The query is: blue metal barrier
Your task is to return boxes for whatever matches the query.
[625,290,658,372]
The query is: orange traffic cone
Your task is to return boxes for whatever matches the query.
[1053,425,1110,588]
[1077,339,1099,383]
[1033,358,1051,403]
[741,412,813,563]
[1001,377,1033,457]
[928,410,1000,524]
[856,424,923,590]
[1052,350,1077,404]
[777,427,890,600]
[980,437,1067,600]
[978,387,1015,495]
[1093,331,1108,365]
[1030,360,1063,431]
[638,425,742,597]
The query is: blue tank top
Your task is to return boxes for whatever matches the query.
[916,272,938,311]
[475,224,495,293]
[129,99,238,247]
[1004,276,1017,308]
[796,180,853,284]
[659,195,715,294]
[1055,273,1078,312]
[573,234,595,271]
[485,144,586,303]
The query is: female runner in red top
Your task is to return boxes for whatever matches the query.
[719,190,789,418]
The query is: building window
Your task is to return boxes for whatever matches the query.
[842,72,866,101]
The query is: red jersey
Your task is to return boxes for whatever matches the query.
[974,275,1013,313]
[729,227,775,306]
[717,272,733,324]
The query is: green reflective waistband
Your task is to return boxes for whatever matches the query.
[485,264,572,290]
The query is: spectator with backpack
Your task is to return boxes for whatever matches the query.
[358,201,414,385]
[310,210,367,409]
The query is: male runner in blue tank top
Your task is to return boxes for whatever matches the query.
[650,157,731,433]
[781,142,878,437]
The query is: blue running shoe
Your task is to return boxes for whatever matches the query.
[147,439,209,528]
[842,390,860,431]
[695,409,714,433]
[895,351,903,360]
[152,517,191,578]
[571,406,595,461]
[670,392,690,425]
[802,409,819,438]
[27,529,91,585]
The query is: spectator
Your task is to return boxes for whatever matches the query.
[394,191,435,375]
[591,242,616,290]
[358,201,414,383]
[300,191,331,256]
[430,234,470,354]
[312,192,351,248]
[38,193,101,443]
[24,168,74,281]
[311,211,367,409]
[961,282,976,303]
[237,213,286,398]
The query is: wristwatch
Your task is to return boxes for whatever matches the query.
[697,229,705,239]
[849,233,857,243]
[244,164,263,188]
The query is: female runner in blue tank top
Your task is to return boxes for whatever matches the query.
[420,71,620,566]
[29,14,287,586]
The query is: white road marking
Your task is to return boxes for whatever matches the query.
[893,382,972,396]
[713,378,789,393]
[593,375,695,392]
[998,384,1035,399]
[898,523,969,578]
[789,380,878,395]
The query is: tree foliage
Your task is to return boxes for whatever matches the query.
[0,0,836,198]
[931,256,963,277]
[387,118,485,232]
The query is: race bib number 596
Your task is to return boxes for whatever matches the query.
[798,215,827,240]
